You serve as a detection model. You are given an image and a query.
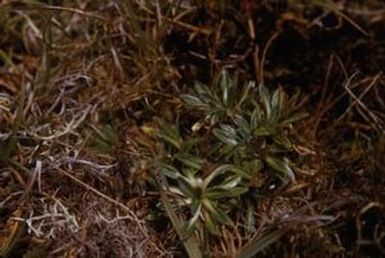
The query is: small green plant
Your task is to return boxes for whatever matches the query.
[163,163,248,236]
[180,70,307,182]
[147,70,307,256]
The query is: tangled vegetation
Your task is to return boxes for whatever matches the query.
[0,1,384,257]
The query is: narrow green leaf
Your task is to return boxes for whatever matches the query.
[181,204,202,238]
[210,106,226,117]
[202,199,231,225]
[157,121,182,149]
[158,184,202,258]
[202,210,217,234]
[236,228,287,258]
[247,159,264,172]
[203,189,228,199]
[220,70,230,106]
[177,175,197,198]
[206,186,248,199]
[161,163,180,179]
[176,153,204,170]
[245,204,256,235]
[226,186,249,197]
[251,105,262,129]
[259,84,271,119]
[180,94,209,109]
[280,112,308,125]
[220,124,237,136]
[213,125,238,145]
[237,81,255,109]
[203,164,234,188]
[217,176,242,190]
[270,105,281,124]
[272,134,292,149]
[264,156,295,181]
[254,127,273,136]
[271,88,282,110]
[158,134,181,149]
[193,82,214,106]
[218,144,236,158]
[211,206,231,225]
[234,115,251,137]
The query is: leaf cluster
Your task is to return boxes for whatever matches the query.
[151,70,307,239]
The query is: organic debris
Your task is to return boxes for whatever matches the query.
[1,1,384,257]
